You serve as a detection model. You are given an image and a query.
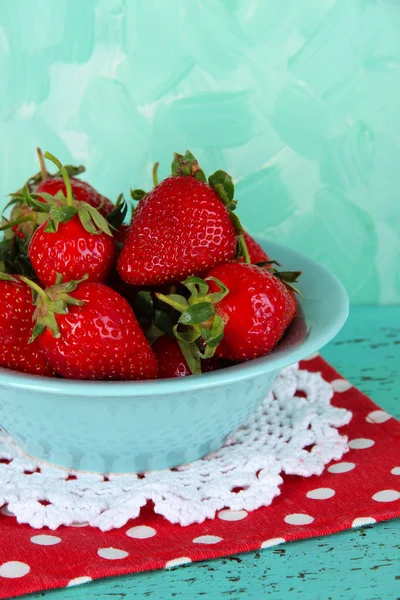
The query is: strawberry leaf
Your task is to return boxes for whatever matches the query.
[228,210,244,235]
[49,205,77,223]
[205,277,229,303]
[23,187,50,212]
[77,207,98,235]
[2,196,21,213]
[84,204,113,236]
[177,339,202,375]
[44,218,59,233]
[208,170,235,205]
[154,309,174,336]
[201,313,225,349]
[183,276,209,297]
[171,151,207,182]
[22,274,88,341]
[131,189,147,201]
[0,272,18,282]
[56,164,85,179]
[0,236,36,278]
[135,290,154,320]
[107,194,129,229]
[31,323,46,341]
[178,301,214,326]
[174,327,202,344]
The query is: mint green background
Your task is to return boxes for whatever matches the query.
[0,0,399,303]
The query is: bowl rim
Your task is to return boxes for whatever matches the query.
[0,239,349,397]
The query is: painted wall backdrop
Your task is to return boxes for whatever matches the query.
[0,0,399,304]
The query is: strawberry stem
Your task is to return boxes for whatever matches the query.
[156,275,229,370]
[152,162,160,187]
[0,216,35,231]
[37,147,48,182]
[44,152,73,207]
[155,292,188,313]
[20,276,48,301]
[238,234,250,264]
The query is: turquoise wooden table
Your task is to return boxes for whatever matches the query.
[27,306,399,600]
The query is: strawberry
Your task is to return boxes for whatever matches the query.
[10,204,41,240]
[0,273,53,376]
[26,152,117,286]
[36,177,114,218]
[4,148,86,242]
[276,303,308,352]
[157,264,301,363]
[117,151,248,286]
[152,335,192,378]
[24,147,86,193]
[29,214,116,287]
[26,276,158,380]
[207,263,299,360]
[4,148,126,244]
[152,335,228,378]
[242,231,270,264]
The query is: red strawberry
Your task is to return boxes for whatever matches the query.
[157,265,300,363]
[0,273,53,376]
[8,200,46,241]
[5,148,86,242]
[29,214,116,287]
[152,335,227,378]
[26,147,86,193]
[276,304,308,352]
[242,232,270,264]
[36,177,114,218]
[26,152,117,286]
[152,336,191,378]
[207,263,299,360]
[5,149,126,245]
[28,277,158,380]
[118,151,242,286]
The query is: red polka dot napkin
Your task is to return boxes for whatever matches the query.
[0,356,399,599]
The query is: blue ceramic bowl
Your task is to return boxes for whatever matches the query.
[0,239,348,474]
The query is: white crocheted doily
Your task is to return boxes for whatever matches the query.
[0,363,351,531]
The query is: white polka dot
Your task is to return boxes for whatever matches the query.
[126,526,156,539]
[218,509,248,521]
[306,487,335,500]
[165,557,192,568]
[391,467,400,476]
[260,537,286,549]
[352,517,376,528]
[97,547,128,560]
[0,561,30,579]
[372,489,400,503]
[349,438,375,449]
[31,535,61,546]
[328,462,356,473]
[69,522,89,527]
[192,535,222,545]
[0,506,14,517]
[366,410,391,424]
[331,379,353,392]
[67,576,92,587]
[284,513,314,525]
[302,352,319,361]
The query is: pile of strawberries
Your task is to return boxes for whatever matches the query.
[0,149,301,381]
